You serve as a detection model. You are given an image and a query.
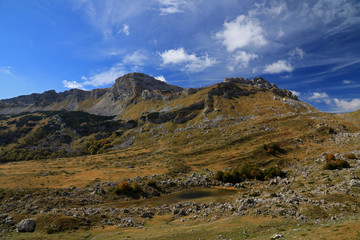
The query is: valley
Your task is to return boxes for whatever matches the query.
[1,73,360,239]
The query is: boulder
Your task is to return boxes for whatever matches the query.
[16,219,36,232]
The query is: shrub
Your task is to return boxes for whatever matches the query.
[323,160,350,170]
[214,170,224,181]
[264,166,286,179]
[84,139,112,155]
[147,112,160,119]
[344,153,356,159]
[131,182,141,192]
[263,143,284,155]
[325,153,336,162]
[147,180,157,188]
[115,181,131,194]
[213,164,286,183]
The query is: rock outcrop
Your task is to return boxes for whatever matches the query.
[224,76,297,99]
[16,219,36,232]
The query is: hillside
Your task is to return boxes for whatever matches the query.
[1,73,360,239]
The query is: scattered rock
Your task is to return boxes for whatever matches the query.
[16,219,36,232]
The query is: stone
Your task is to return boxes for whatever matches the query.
[16,219,36,232]
[270,233,284,239]
[349,179,360,187]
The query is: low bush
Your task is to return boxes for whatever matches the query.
[344,153,356,159]
[325,153,336,162]
[131,182,141,192]
[84,139,112,155]
[323,160,350,170]
[115,181,142,195]
[115,181,131,194]
[214,164,286,183]
[263,143,285,155]
[147,180,157,188]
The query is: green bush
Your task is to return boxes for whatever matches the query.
[214,164,286,183]
[84,139,112,155]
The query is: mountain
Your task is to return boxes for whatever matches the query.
[0,72,299,117]
[1,73,360,238]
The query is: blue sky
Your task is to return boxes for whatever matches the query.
[0,0,360,112]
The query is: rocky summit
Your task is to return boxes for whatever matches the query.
[1,73,360,239]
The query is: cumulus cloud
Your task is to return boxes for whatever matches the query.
[160,48,217,73]
[309,92,329,100]
[158,0,186,15]
[183,53,217,73]
[334,98,360,112]
[63,63,126,89]
[228,51,258,71]
[159,48,196,64]
[155,75,166,82]
[216,15,267,52]
[118,24,130,36]
[306,91,360,112]
[0,66,12,75]
[308,92,331,104]
[264,60,293,74]
[62,80,85,89]
[233,51,258,68]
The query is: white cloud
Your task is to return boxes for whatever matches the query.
[83,64,126,87]
[123,51,148,66]
[342,80,354,84]
[158,0,186,15]
[289,47,305,59]
[334,98,360,112]
[308,92,331,104]
[216,15,267,52]
[160,48,217,73]
[70,0,150,38]
[183,53,217,73]
[233,51,258,68]
[118,24,130,36]
[0,66,12,75]
[249,0,287,17]
[62,80,85,89]
[160,48,196,64]
[278,28,285,38]
[290,90,301,97]
[63,63,128,89]
[264,60,293,74]
[155,75,166,82]
[312,0,356,24]
[309,92,329,100]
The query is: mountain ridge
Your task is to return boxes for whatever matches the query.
[0,72,298,116]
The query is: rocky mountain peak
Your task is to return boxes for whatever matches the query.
[110,72,183,101]
[224,76,296,100]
